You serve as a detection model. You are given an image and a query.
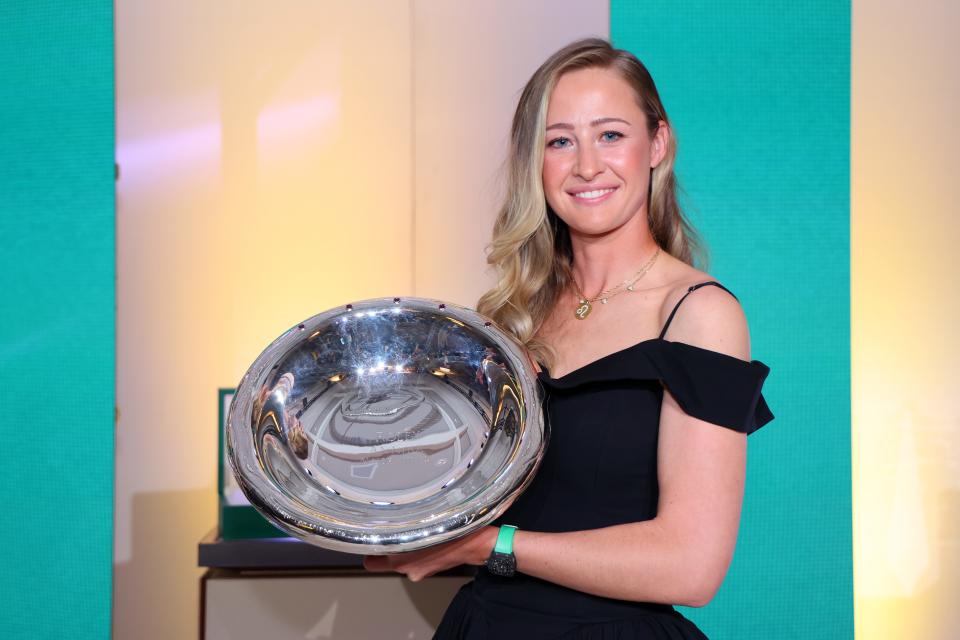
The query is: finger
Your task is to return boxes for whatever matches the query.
[363,555,391,572]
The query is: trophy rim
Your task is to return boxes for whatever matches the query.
[226,296,546,554]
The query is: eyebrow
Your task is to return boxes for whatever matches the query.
[545,117,631,131]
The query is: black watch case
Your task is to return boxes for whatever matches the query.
[485,551,516,577]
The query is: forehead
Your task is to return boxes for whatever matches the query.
[547,67,641,121]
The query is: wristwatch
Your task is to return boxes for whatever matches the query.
[485,524,518,577]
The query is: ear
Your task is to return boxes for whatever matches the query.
[650,120,670,169]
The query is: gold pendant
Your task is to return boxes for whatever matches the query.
[574,299,592,320]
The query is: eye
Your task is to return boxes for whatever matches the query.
[547,136,572,149]
[600,131,624,142]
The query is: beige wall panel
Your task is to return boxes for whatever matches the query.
[115,2,412,638]
[116,2,611,637]
[852,0,960,638]
[412,1,610,307]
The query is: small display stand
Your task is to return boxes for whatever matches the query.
[197,527,471,639]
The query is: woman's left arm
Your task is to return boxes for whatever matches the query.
[366,286,750,607]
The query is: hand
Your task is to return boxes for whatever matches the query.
[363,525,498,582]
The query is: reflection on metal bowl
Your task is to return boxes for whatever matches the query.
[226,297,546,554]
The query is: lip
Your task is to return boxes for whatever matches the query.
[566,185,619,205]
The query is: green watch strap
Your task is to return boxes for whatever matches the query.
[493,524,517,555]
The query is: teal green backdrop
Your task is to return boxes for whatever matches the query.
[0,2,115,638]
[612,2,852,637]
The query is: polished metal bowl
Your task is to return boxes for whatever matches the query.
[226,297,545,554]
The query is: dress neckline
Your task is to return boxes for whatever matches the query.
[534,336,773,433]
[537,337,663,382]
[537,337,760,383]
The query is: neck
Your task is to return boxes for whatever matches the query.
[569,213,660,298]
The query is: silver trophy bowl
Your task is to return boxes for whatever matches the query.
[226,297,546,554]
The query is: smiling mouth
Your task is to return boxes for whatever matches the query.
[571,187,617,200]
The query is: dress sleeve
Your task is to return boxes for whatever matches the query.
[648,341,773,435]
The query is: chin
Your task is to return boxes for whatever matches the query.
[563,216,628,238]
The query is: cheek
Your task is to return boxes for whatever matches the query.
[608,147,650,186]
[613,142,646,167]
[541,155,567,191]
[541,155,571,211]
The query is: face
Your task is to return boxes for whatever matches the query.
[542,66,668,238]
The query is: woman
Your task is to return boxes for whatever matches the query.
[364,37,773,639]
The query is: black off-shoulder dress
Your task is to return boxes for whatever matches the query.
[434,282,774,640]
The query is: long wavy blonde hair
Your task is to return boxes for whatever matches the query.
[476,38,702,368]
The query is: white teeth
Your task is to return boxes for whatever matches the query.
[573,188,615,199]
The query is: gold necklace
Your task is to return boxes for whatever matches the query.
[573,247,661,320]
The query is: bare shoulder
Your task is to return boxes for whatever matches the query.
[659,273,750,361]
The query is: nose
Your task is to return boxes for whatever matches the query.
[574,142,603,181]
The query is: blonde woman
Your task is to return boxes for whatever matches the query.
[364,38,773,639]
